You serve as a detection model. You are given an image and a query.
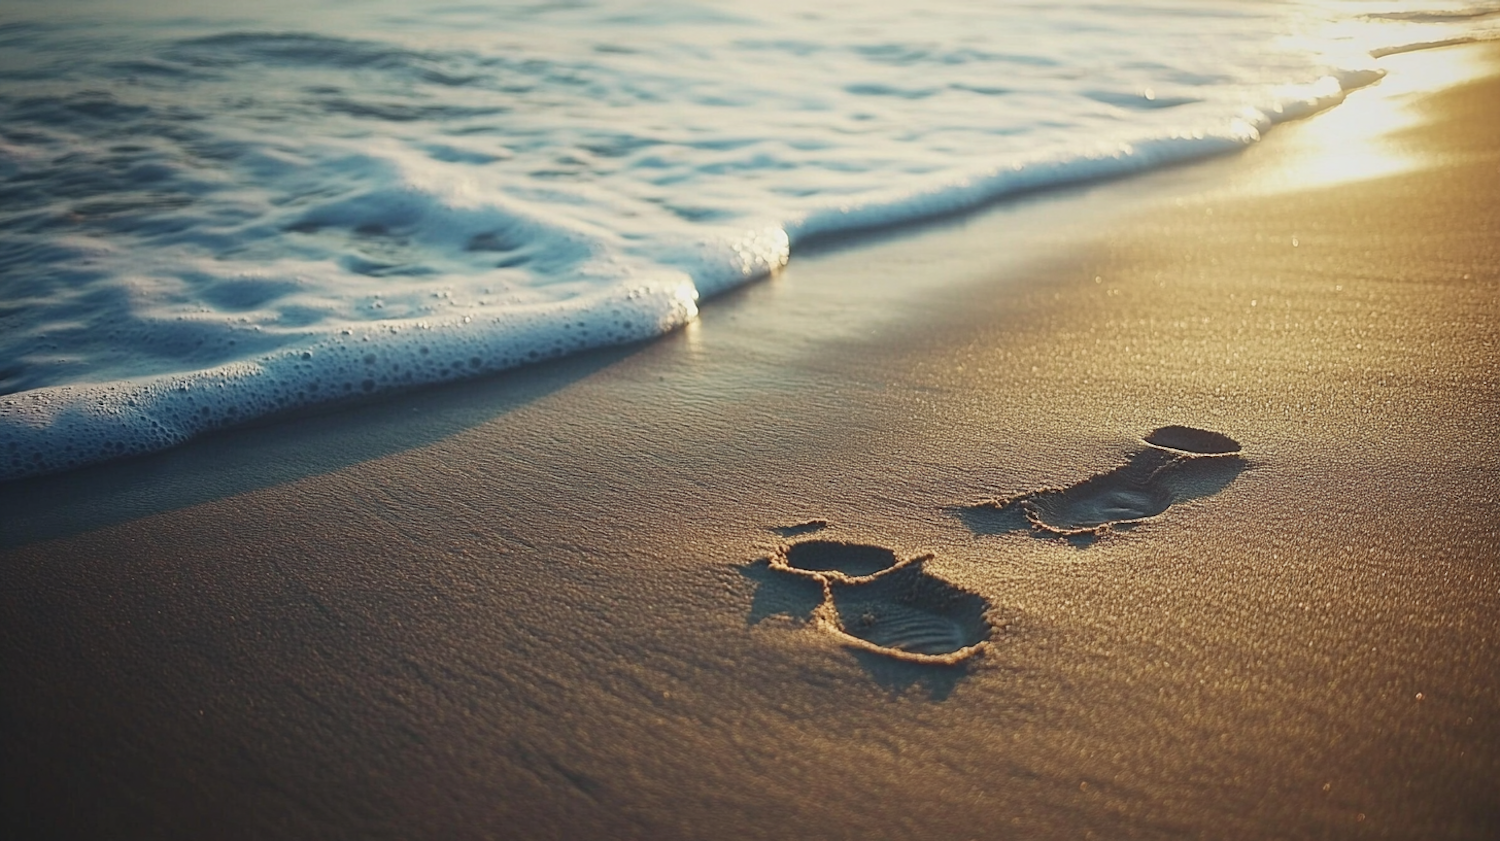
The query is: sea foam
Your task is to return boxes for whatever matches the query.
[1,0,1496,480]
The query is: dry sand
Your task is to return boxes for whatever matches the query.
[3,42,1499,841]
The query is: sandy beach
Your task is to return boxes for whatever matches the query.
[3,41,1498,840]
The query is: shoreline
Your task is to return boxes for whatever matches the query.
[0,32,1412,487]
[6,38,1492,547]
[4,41,1499,840]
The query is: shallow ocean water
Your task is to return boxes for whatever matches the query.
[1,0,1497,479]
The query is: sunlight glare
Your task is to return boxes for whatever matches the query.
[1232,45,1492,194]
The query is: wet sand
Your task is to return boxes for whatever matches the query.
[3,42,1499,841]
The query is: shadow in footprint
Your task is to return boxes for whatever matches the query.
[779,539,901,579]
[771,519,830,538]
[848,650,971,701]
[743,540,995,694]
[826,565,991,658]
[740,559,824,627]
[949,501,1032,537]
[1145,424,1241,454]
[954,426,1246,540]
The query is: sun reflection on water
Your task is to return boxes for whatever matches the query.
[1232,43,1494,194]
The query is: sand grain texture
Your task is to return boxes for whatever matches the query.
[3,43,1499,841]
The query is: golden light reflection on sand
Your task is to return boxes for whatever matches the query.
[1232,44,1492,194]
[680,316,704,350]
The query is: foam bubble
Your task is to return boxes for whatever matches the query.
[0,280,697,480]
[0,0,1488,479]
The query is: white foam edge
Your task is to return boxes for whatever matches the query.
[784,67,1386,247]
[0,278,697,481]
[0,65,1397,482]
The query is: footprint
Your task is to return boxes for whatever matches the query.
[954,426,1245,539]
[1024,477,1173,531]
[754,539,994,666]
[826,565,991,661]
[1144,425,1241,455]
[773,539,902,581]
